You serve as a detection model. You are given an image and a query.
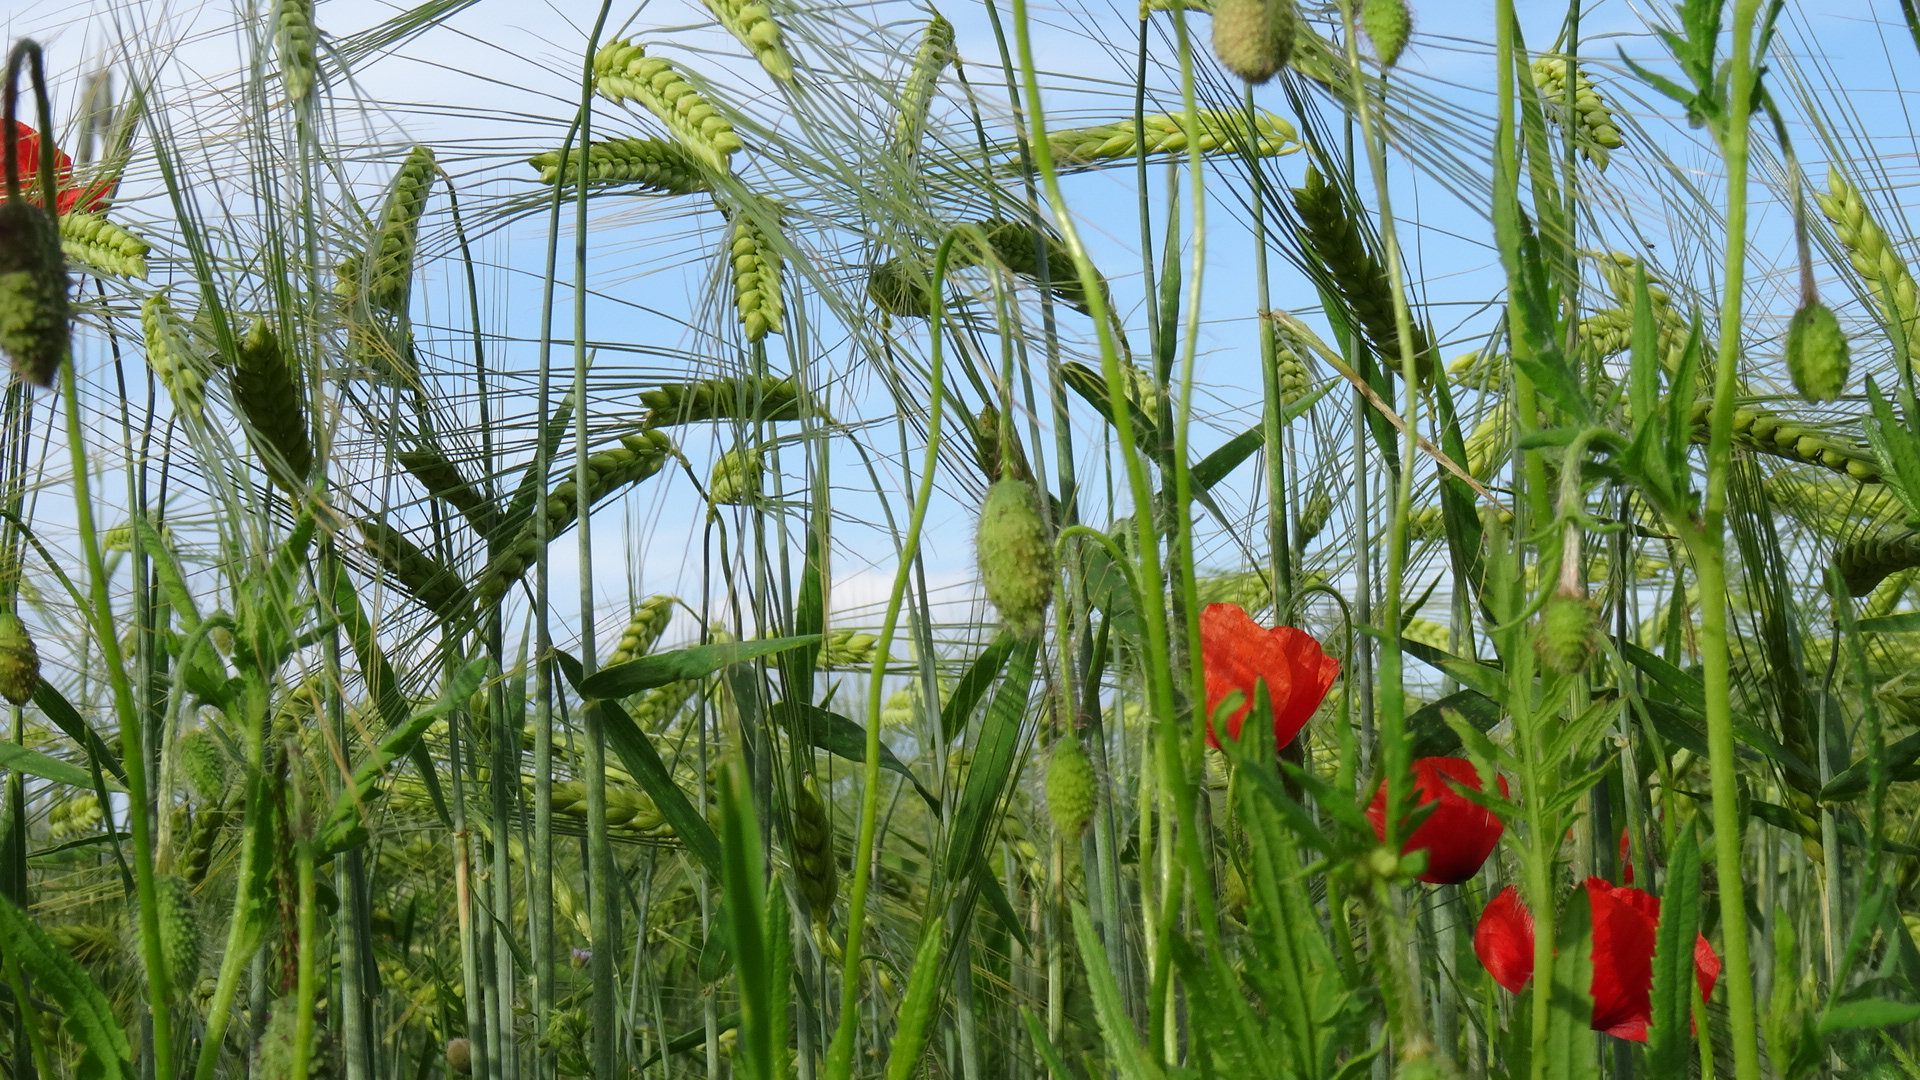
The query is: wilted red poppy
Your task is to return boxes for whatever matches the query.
[1364,756,1508,884]
[1473,879,1722,1041]
[5,120,111,215]
[1200,603,1338,750]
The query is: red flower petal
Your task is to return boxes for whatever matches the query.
[4,120,107,214]
[1364,757,1508,884]
[1199,603,1336,750]
[1587,878,1659,1041]
[1694,934,1720,1002]
[1474,885,1534,994]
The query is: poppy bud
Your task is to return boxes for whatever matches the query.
[1209,0,1298,84]
[1365,756,1508,884]
[0,610,41,706]
[1537,590,1600,675]
[1785,300,1849,402]
[0,198,69,387]
[1360,0,1412,68]
[1045,735,1096,837]
[976,478,1054,637]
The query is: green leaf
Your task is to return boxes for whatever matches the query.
[773,701,938,811]
[1191,426,1264,493]
[1822,727,1920,802]
[941,632,1015,741]
[1647,823,1703,1072]
[315,655,489,856]
[32,682,125,786]
[0,742,117,792]
[1071,903,1166,1080]
[1544,885,1599,1080]
[1619,640,1705,711]
[597,695,724,875]
[1857,612,1920,634]
[1865,376,1920,524]
[972,854,1029,949]
[1407,689,1502,759]
[1021,1007,1078,1080]
[0,894,133,1080]
[718,764,774,1080]
[943,635,1037,878]
[1816,997,1920,1036]
[883,916,948,1080]
[581,635,820,699]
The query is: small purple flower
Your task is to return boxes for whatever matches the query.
[570,948,592,969]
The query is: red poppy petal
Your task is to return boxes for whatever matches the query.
[1474,886,1534,994]
[1694,934,1720,1001]
[1586,879,1658,1038]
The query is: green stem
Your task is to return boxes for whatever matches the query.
[57,357,176,1080]
[822,231,953,1080]
[1694,1,1765,1075]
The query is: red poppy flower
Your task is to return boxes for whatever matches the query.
[1199,603,1338,750]
[1364,756,1509,884]
[5,120,111,215]
[1473,879,1721,1042]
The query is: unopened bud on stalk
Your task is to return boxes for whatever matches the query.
[1045,734,1097,837]
[1360,0,1412,68]
[1537,532,1600,675]
[1785,300,1850,402]
[0,611,40,706]
[976,478,1054,637]
[1209,0,1298,84]
[0,198,70,387]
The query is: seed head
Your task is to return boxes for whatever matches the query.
[0,611,40,706]
[1045,735,1097,837]
[0,199,70,386]
[976,478,1054,637]
[1785,300,1850,402]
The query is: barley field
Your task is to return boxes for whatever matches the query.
[0,0,1917,1077]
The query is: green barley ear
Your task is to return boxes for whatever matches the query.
[867,257,937,317]
[708,444,764,505]
[1531,57,1624,164]
[639,374,804,426]
[1359,0,1411,68]
[141,293,210,418]
[0,198,69,387]
[1297,481,1333,547]
[1045,109,1297,169]
[976,478,1054,637]
[230,318,312,492]
[1836,531,1920,597]
[1209,0,1298,83]
[982,218,1104,315]
[792,776,837,924]
[476,431,676,606]
[701,0,795,81]
[594,40,743,172]
[60,212,148,277]
[1785,301,1850,402]
[0,610,40,706]
[605,595,678,667]
[396,444,498,535]
[1274,338,1311,405]
[274,0,318,103]
[1292,166,1434,382]
[820,628,879,667]
[350,145,436,316]
[1695,401,1881,483]
[1819,169,1920,362]
[728,197,785,341]
[359,518,472,621]
[528,137,709,195]
[894,15,954,150]
[178,803,230,886]
[1045,734,1096,837]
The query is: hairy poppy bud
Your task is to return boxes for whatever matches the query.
[0,198,69,386]
[976,478,1054,637]
[1045,735,1097,837]
[1209,0,1298,84]
[0,610,40,705]
[1360,0,1412,68]
[1538,591,1600,675]
[1785,300,1849,402]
